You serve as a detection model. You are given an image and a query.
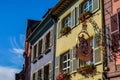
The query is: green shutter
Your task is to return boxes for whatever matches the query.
[49,62,52,80]
[94,33,102,65]
[42,68,44,80]
[57,21,61,38]
[70,46,79,73]
[50,29,53,47]
[42,37,45,53]
[92,0,100,13]
[55,56,60,77]
[35,72,38,80]
[71,9,75,28]
[32,46,34,62]
[36,43,38,58]
[76,5,80,25]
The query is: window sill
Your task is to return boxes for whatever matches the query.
[44,47,51,55]
[32,58,37,64]
[38,54,44,60]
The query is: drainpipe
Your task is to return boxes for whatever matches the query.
[101,0,109,79]
[51,14,58,80]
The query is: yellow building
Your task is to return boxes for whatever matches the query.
[52,0,104,80]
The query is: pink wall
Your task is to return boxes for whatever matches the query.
[112,0,120,14]
[112,0,120,65]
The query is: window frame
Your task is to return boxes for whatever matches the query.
[38,69,42,79]
[45,31,50,50]
[83,0,93,12]
[33,44,37,59]
[62,51,70,72]
[38,39,42,56]
[44,64,49,80]
[62,14,71,28]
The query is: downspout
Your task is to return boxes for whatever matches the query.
[101,0,109,79]
[51,14,58,80]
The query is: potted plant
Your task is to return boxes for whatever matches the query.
[78,10,92,22]
[56,70,71,80]
[78,12,85,22]
[84,10,92,19]
[77,64,96,77]
[60,26,71,36]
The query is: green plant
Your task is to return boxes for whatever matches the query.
[56,70,71,80]
[77,64,96,77]
[38,77,42,80]
[78,10,92,22]
[60,26,71,36]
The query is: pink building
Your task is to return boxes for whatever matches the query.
[104,0,120,79]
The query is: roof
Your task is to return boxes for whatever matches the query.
[50,0,76,16]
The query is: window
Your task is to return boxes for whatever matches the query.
[38,39,42,56]
[62,51,70,72]
[33,73,35,80]
[33,44,37,59]
[118,11,120,32]
[62,14,71,27]
[45,32,50,50]
[83,0,93,12]
[44,65,49,80]
[38,69,42,80]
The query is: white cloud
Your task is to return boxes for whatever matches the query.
[10,48,24,55]
[9,35,25,55]
[0,66,20,80]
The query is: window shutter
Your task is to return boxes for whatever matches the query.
[94,34,102,65]
[111,32,119,52]
[31,46,34,62]
[55,56,60,77]
[71,9,75,28]
[92,0,100,13]
[76,6,80,25]
[105,25,110,62]
[36,44,38,58]
[70,46,79,73]
[57,21,61,38]
[118,12,120,32]
[49,62,52,80]
[42,37,45,53]
[50,29,53,47]
[35,72,38,80]
[42,68,44,80]
[111,14,118,33]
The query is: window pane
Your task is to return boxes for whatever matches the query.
[85,2,89,12]
[89,0,92,11]
[63,62,67,68]
[68,61,70,66]
[68,53,70,59]
[63,55,67,61]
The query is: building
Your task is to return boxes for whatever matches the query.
[24,19,40,80]
[51,0,104,80]
[26,11,55,80]
[15,70,24,80]
[103,0,120,79]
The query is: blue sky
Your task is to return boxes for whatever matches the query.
[0,0,58,80]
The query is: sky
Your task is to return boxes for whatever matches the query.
[0,0,58,80]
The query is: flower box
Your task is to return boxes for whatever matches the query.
[56,70,71,80]
[60,26,71,36]
[77,64,96,77]
[78,11,92,23]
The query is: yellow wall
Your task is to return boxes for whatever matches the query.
[56,0,103,79]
